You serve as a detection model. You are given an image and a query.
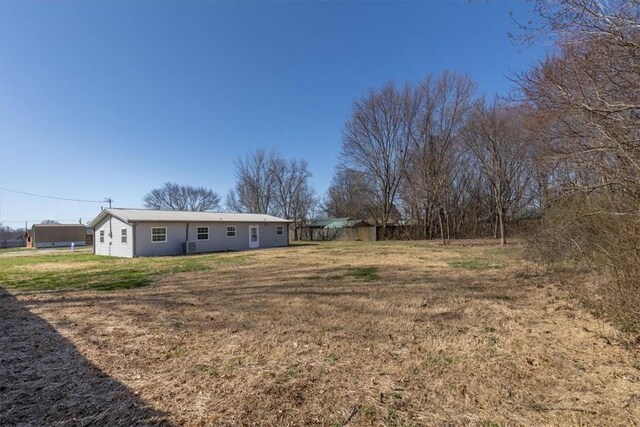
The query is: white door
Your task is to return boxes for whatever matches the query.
[249,225,259,248]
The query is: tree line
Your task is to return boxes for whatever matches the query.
[326,73,539,244]
[145,74,540,246]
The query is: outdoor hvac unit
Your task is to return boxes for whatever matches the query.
[183,241,197,254]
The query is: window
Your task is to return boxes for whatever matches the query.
[151,227,167,243]
[197,227,209,240]
[99,230,104,243]
[276,226,284,235]
[121,229,127,244]
[226,226,236,237]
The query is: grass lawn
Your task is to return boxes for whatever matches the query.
[1,240,638,426]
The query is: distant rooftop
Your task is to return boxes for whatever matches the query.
[32,224,86,227]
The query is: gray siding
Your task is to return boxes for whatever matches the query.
[134,222,186,257]
[134,221,289,257]
[93,216,134,258]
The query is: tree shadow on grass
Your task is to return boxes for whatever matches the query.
[0,288,173,426]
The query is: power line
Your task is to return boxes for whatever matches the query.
[0,187,107,203]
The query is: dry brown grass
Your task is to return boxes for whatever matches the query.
[2,240,639,426]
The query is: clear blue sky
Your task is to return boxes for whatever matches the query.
[0,0,545,227]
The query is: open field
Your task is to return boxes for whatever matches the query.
[1,241,639,426]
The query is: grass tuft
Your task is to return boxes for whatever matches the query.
[345,266,380,281]
[449,259,504,270]
[196,364,219,377]
[424,352,456,366]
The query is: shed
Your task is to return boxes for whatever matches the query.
[88,208,292,258]
[31,224,88,248]
[301,217,376,241]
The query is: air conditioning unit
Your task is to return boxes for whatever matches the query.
[183,241,197,254]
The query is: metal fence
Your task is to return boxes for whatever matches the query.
[0,239,26,249]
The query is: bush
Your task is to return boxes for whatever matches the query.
[528,193,640,335]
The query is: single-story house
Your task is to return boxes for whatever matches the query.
[88,208,292,257]
[301,217,376,241]
[30,224,88,248]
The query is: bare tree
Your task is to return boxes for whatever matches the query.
[323,167,377,219]
[0,224,25,239]
[462,99,534,244]
[272,157,317,239]
[226,150,277,214]
[143,182,221,211]
[40,220,61,225]
[227,150,317,233]
[402,72,477,244]
[341,81,418,237]
[519,2,640,198]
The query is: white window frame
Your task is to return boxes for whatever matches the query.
[276,226,284,235]
[99,230,104,243]
[151,227,167,243]
[226,226,236,237]
[196,226,209,241]
[121,228,127,244]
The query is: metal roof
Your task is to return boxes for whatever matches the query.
[32,224,87,228]
[88,208,292,227]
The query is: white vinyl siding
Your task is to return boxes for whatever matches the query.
[197,227,209,240]
[93,215,133,257]
[151,227,167,243]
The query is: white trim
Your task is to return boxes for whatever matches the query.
[151,227,167,243]
[121,228,128,244]
[226,225,236,237]
[99,230,105,243]
[276,225,284,235]
[196,226,209,241]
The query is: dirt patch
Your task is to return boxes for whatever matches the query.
[2,241,639,426]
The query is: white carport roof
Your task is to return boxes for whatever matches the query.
[88,208,292,227]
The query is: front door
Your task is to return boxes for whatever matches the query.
[249,225,259,248]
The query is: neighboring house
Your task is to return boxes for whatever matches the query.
[88,208,292,258]
[301,217,376,241]
[30,224,87,248]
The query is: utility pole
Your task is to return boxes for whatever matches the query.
[104,197,112,208]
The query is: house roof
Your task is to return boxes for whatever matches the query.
[88,208,292,227]
[32,224,86,228]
